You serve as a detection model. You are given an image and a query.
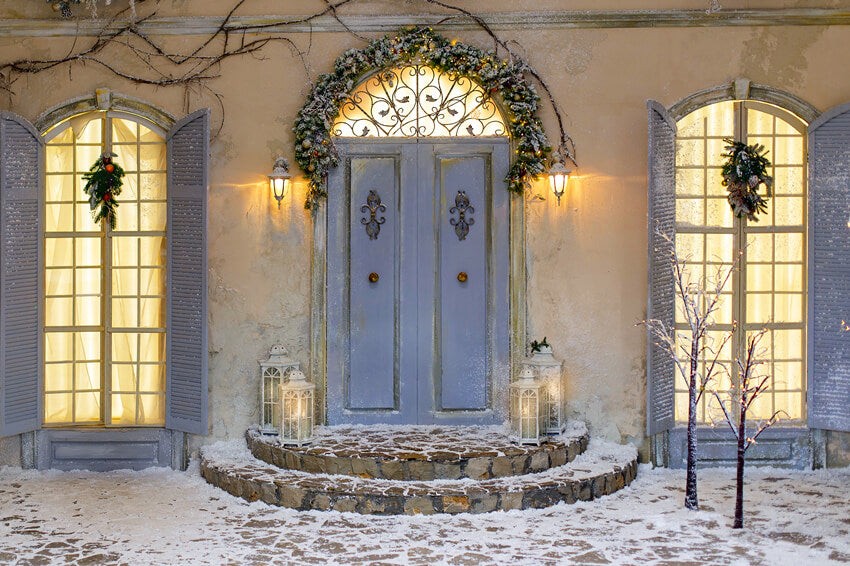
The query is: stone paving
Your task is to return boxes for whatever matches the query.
[1,458,848,565]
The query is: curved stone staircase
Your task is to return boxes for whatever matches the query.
[200,421,638,515]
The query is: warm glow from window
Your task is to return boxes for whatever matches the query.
[674,101,806,424]
[44,113,167,426]
[332,65,506,138]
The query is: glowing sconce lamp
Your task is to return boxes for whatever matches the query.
[279,369,315,447]
[547,159,571,205]
[268,156,292,209]
[510,366,544,446]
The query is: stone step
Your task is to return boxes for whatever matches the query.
[200,438,638,515]
[246,422,589,481]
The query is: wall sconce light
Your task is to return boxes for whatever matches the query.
[547,159,571,206]
[268,156,292,209]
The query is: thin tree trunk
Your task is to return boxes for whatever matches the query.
[734,402,747,528]
[685,342,699,510]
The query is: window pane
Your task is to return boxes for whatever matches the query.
[46,145,73,173]
[114,144,138,171]
[139,298,165,328]
[139,394,165,425]
[75,362,101,391]
[774,167,803,195]
[139,237,166,266]
[676,233,704,262]
[746,234,773,263]
[46,238,73,266]
[139,333,165,362]
[75,268,101,295]
[676,199,704,226]
[676,139,704,166]
[112,268,138,297]
[139,364,165,392]
[140,173,166,200]
[44,393,73,423]
[45,332,73,362]
[676,168,703,196]
[113,237,139,266]
[775,233,803,262]
[45,297,73,327]
[46,174,75,202]
[76,144,102,172]
[45,204,73,232]
[45,363,73,392]
[112,298,139,327]
[117,202,139,232]
[111,364,137,392]
[140,144,166,171]
[774,196,803,226]
[111,394,136,424]
[140,268,165,296]
[140,203,167,232]
[112,332,138,362]
[75,296,101,326]
[75,204,100,232]
[75,237,101,266]
[75,332,100,360]
[46,268,73,296]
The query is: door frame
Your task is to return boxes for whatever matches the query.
[311,137,526,425]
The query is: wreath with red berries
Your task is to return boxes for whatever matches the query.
[82,152,125,229]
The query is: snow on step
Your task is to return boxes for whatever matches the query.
[200,437,638,515]
[245,421,589,480]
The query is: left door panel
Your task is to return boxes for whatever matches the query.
[327,142,417,424]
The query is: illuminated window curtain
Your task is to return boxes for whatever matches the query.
[43,113,167,426]
[673,101,806,424]
[332,65,506,138]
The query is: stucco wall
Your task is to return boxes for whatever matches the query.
[1,1,849,462]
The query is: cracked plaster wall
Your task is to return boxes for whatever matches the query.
[0,4,849,463]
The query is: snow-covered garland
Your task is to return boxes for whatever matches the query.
[294,27,551,210]
[720,139,774,222]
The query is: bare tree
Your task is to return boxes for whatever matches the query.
[710,328,785,528]
[642,229,733,510]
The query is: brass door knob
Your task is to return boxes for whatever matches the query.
[368,272,379,283]
[457,271,468,283]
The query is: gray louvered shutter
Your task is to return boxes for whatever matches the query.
[807,102,850,432]
[165,109,209,435]
[0,112,42,437]
[646,100,677,436]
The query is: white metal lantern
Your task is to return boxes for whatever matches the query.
[527,344,567,434]
[510,366,544,445]
[547,160,571,205]
[268,156,292,209]
[279,369,315,447]
[260,345,300,434]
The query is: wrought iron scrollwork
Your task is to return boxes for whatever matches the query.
[449,190,474,241]
[333,65,506,138]
[360,190,386,240]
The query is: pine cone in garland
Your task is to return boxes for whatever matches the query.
[720,139,773,222]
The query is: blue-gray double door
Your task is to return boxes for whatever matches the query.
[327,139,510,425]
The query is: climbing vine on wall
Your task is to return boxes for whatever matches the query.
[293,27,550,210]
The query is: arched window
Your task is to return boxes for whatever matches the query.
[332,65,506,138]
[43,112,167,426]
[673,101,807,423]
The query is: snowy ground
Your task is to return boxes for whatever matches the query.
[1,448,849,565]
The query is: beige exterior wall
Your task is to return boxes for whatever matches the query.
[2,1,850,460]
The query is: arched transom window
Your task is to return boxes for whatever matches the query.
[674,100,807,424]
[332,65,506,138]
[43,112,167,426]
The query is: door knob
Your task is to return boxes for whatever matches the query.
[457,272,468,283]
[368,272,379,283]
